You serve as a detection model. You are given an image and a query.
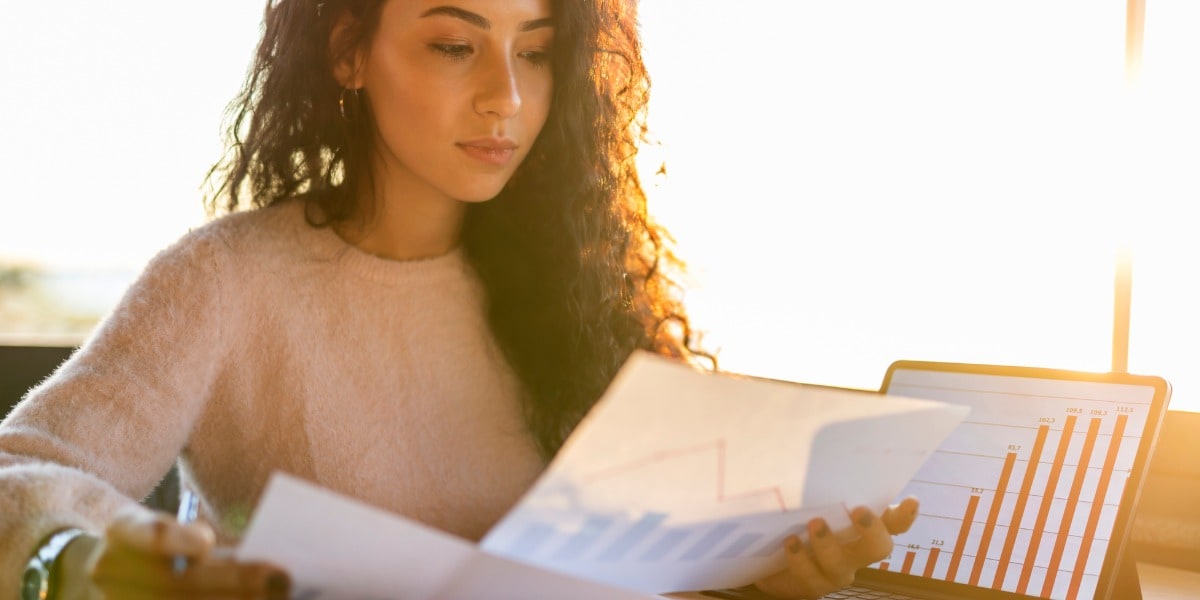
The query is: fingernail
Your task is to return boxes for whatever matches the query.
[268,572,291,596]
[816,521,830,539]
[857,511,874,528]
[785,535,801,554]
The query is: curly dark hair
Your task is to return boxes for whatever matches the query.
[205,0,713,458]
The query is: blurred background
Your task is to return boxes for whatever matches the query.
[1,0,1198,412]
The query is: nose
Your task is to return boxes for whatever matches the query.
[473,52,522,119]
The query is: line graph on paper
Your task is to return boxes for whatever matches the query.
[487,437,834,566]
[477,352,969,594]
[480,435,847,593]
[580,438,790,513]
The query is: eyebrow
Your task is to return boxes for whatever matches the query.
[419,6,553,32]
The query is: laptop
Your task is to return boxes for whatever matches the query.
[703,360,1171,600]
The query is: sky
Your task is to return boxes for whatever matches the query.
[2,0,1199,404]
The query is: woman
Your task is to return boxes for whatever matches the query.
[1,0,915,598]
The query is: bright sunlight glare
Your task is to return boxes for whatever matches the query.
[1,1,1198,410]
[637,0,1200,407]
[0,1,262,270]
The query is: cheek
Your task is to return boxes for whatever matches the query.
[525,75,554,131]
[368,64,456,145]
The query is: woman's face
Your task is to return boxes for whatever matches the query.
[351,0,555,204]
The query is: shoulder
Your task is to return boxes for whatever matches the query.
[152,199,320,273]
[184,199,309,250]
[97,200,328,341]
[115,200,319,311]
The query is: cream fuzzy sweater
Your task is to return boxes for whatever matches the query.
[0,200,545,597]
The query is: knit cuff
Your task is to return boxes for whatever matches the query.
[0,461,143,600]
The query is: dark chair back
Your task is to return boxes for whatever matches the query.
[1,344,179,512]
[1,344,74,416]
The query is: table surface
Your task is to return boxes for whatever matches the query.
[1137,562,1200,600]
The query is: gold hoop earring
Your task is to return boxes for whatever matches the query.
[339,88,360,122]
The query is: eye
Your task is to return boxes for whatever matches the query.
[430,42,473,61]
[519,49,551,68]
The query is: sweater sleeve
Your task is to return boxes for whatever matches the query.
[0,225,229,599]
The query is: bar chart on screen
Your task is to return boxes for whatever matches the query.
[876,376,1152,600]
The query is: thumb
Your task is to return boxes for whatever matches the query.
[882,497,920,535]
[105,506,216,559]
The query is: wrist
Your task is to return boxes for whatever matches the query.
[56,533,101,600]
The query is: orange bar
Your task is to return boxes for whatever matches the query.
[969,452,1018,586]
[946,495,981,582]
[992,424,1051,589]
[901,551,917,574]
[924,547,942,578]
[879,561,890,572]
[1042,418,1102,597]
[1018,415,1077,594]
[1068,415,1129,599]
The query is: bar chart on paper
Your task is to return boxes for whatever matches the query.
[499,440,792,555]
[479,352,969,594]
[480,438,841,593]
[877,374,1153,600]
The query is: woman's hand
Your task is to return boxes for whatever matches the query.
[753,497,919,599]
[59,507,290,600]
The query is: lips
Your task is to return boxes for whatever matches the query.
[457,137,518,166]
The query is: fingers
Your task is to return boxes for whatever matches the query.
[105,507,215,559]
[91,543,290,598]
[754,518,854,599]
[806,519,855,589]
[754,503,918,599]
[781,532,838,594]
[98,580,289,600]
[88,582,276,600]
[882,497,920,535]
[847,506,895,566]
[755,542,828,600]
[93,508,290,599]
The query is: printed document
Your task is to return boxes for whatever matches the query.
[236,351,969,598]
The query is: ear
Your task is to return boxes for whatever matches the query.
[329,11,366,88]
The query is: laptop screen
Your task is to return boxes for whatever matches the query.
[869,361,1171,600]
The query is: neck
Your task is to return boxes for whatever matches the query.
[336,176,468,262]
[337,198,466,261]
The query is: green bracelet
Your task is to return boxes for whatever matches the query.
[21,528,86,600]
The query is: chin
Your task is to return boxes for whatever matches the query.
[451,192,501,205]
[449,179,511,204]
[457,192,503,204]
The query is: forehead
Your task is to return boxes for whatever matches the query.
[384,0,554,26]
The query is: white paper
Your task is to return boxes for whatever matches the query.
[236,351,968,597]
[236,473,657,599]
[480,351,970,593]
